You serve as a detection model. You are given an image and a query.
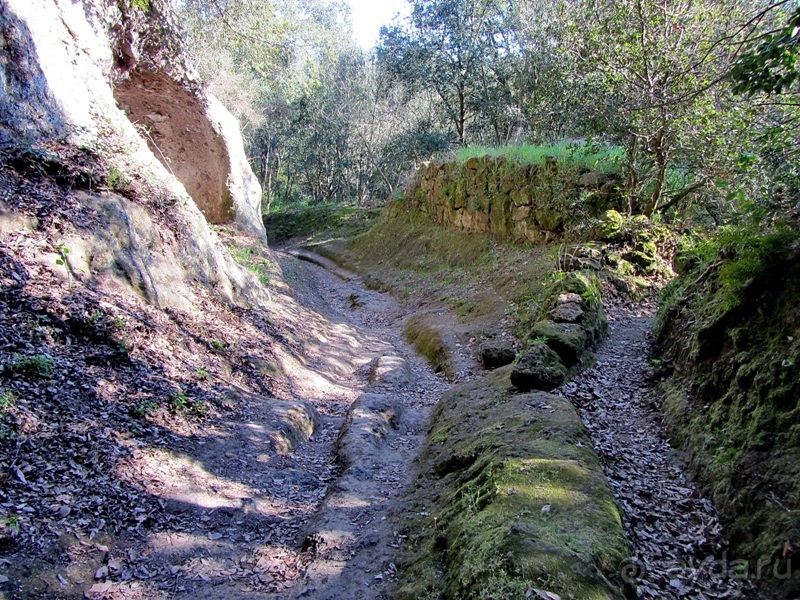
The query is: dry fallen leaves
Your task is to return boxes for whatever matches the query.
[560,298,758,599]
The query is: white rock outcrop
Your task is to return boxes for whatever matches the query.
[0,0,265,236]
[0,0,269,309]
[206,94,265,236]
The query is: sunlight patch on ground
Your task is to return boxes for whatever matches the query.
[147,531,223,555]
[120,448,259,510]
[274,346,359,400]
[325,493,372,510]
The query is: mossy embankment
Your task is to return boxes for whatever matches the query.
[655,227,800,597]
[308,145,677,315]
[395,367,632,600]
[405,314,455,379]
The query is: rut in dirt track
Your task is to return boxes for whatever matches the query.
[559,296,759,600]
[277,252,453,600]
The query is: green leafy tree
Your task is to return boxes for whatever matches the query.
[731,3,800,98]
[378,0,518,145]
[514,0,581,141]
[729,3,800,212]
[564,0,758,216]
[268,49,446,207]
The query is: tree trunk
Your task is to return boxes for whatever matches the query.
[262,146,273,215]
[457,82,466,146]
[624,135,639,214]
[645,128,667,217]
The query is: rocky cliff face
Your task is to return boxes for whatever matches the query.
[0,5,350,595]
[0,0,265,312]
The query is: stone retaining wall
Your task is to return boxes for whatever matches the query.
[405,156,621,243]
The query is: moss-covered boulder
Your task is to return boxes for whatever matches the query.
[619,226,659,275]
[510,343,568,391]
[622,249,656,273]
[578,171,611,188]
[395,372,633,600]
[637,239,658,257]
[530,320,587,367]
[534,207,563,231]
[598,209,625,241]
[510,187,531,206]
[550,293,585,323]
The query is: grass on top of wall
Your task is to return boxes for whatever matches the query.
[457,141,623,172]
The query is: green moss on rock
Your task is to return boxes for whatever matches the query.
[598,209,625,241]
[396,373,632,600]
[402,154,625,244]
[637,239,657,257]
[654,229,800,598]
[530,320,587,367]
[622,250,656,274]
[525,272,609,349]
[534,207,563,231]
[405,314,454,379]
[510,342,568,391]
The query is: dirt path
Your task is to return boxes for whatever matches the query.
[559,294,759,599]
[242,262,760,599]
[110,251,450,600]
[274,252,451,599]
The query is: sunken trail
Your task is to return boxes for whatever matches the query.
[559,293,759,599]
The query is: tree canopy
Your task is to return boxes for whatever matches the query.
[175,0,800,221]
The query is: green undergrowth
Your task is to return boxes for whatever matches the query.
[395,369,632,599]
[230,246,273,285]
[666,225,800,315]
[1,353,55,379]
[263,203,383,244]
[654,224,800,596]
[341,203,557,325]
[457,142,623,172]
[0,389,17,440]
